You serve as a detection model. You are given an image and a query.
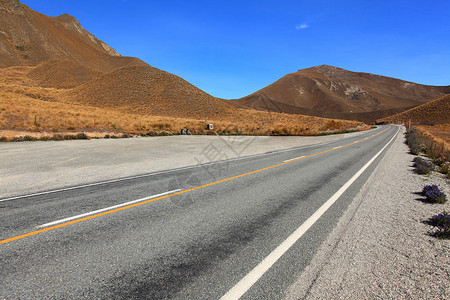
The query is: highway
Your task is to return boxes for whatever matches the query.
[0,125,399,299]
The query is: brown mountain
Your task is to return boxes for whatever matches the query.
[232,65,450,123]
[0,0,238,120]
[0,0,367,137]
[378,94,450,125]
[67,64,238,120]
[0,0,144,72]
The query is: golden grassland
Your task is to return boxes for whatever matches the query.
[413,124,450,178]
[0,66,368,141]
[416,125,450,152]
[378,94,450,125]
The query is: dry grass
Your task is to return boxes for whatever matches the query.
[0,90,366,138]
[416,125,450,153]
[378,94,450,125]
[0,66,368,141]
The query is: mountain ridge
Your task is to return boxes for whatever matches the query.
[232,65,450,123]
[0,0,446,134]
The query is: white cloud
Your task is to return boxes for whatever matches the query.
[296,23,309,30]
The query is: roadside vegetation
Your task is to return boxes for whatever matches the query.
[405,127,449,178]
[0,71,368,141]
[427,210,450,239]
[405,127,450,239]
[422,185,447,204]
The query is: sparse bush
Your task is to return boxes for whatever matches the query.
[0,136,7,142]
[413,157,434,174]
[22,135,37,141]
[405,129,422,155]
[427,210,450,239]
[410,144,421,155]
[75,132,88,140]
[50,134,64,141]
[420,120,436,126]
[432,154,447,167]
[422,185,447,204]
[11,135,37,142]
[416,126,450,164]
[438,162,450,178]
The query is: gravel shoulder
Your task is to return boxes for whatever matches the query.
[285,127,450,299]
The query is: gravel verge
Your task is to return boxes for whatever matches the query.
[285,127,450,299]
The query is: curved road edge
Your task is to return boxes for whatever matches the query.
[284,126,450,299]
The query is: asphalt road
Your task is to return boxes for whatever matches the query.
[0,125,399,299]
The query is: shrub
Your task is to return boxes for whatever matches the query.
[413,157,434,174]
[428,210,450,239]
[405,129,422,155]
[438,162,450,178]
[410,144,421,155]
[422,185,447,204]
[50,134,64,141]
[432,154,447,167]
[75,132,88,140]
[10,135,37,142]
[10,136,23,142]
[23,135,37,141]
[420,120,436,126]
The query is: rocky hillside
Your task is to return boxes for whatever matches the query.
[232,65,450,123]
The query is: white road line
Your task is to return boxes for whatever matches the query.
[220,126,400,300]
[51,156,79,166]
[36,189,181,228]
[1,128,378,202]
[283,156,305,163]
[332,146,341,149]
[0,141,341,202]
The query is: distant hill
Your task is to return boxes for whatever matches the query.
[232,65,450,123]
[0,0,236,120]
[68,64,238,120]
[378,94,450,125]
[0,0,368,137]
[0,0,138,71]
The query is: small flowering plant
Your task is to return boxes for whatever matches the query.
[422,184,447,204]
[414,157,434,175]
[428,210,450,239]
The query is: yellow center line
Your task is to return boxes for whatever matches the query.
[0,127,391,245]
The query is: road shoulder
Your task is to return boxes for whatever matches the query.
[285,127,450,299]
[0,131,371,198]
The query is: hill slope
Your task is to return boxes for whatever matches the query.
[67,64,238,120]
[378,94,450,124]
[233,65,450,123]
[0,0,233,119]
[0,0,137,72]
[0,0,367,138]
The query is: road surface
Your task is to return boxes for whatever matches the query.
[0,125,399,299]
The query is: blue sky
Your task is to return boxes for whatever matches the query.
[22,0,450,99]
